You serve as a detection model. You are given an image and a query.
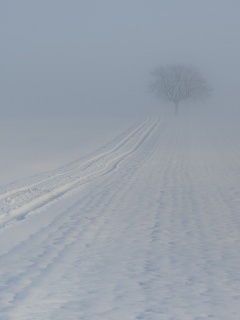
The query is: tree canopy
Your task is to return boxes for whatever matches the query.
[150,64,212,115]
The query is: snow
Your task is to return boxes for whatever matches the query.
[0,116,240,319]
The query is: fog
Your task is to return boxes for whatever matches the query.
[1,0,240,117]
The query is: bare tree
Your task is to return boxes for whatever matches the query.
[150,64,212,116]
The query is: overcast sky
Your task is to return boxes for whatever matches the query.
[1,0,240,117]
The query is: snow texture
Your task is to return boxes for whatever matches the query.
[0,117,239,319]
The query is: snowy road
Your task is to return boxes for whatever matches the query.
[0,117,240,319]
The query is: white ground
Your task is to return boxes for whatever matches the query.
[0,116,240,319]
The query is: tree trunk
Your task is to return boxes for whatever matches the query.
[174,102,179,116]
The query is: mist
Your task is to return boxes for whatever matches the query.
[1,0,240,118]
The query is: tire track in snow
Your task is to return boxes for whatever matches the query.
[0,119,149,201]
[0,118,159,229]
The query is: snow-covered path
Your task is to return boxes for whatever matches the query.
[0,117,239,319]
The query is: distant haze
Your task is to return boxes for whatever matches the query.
[1,0,240,117]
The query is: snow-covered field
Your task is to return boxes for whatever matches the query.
[0,115,240,319]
